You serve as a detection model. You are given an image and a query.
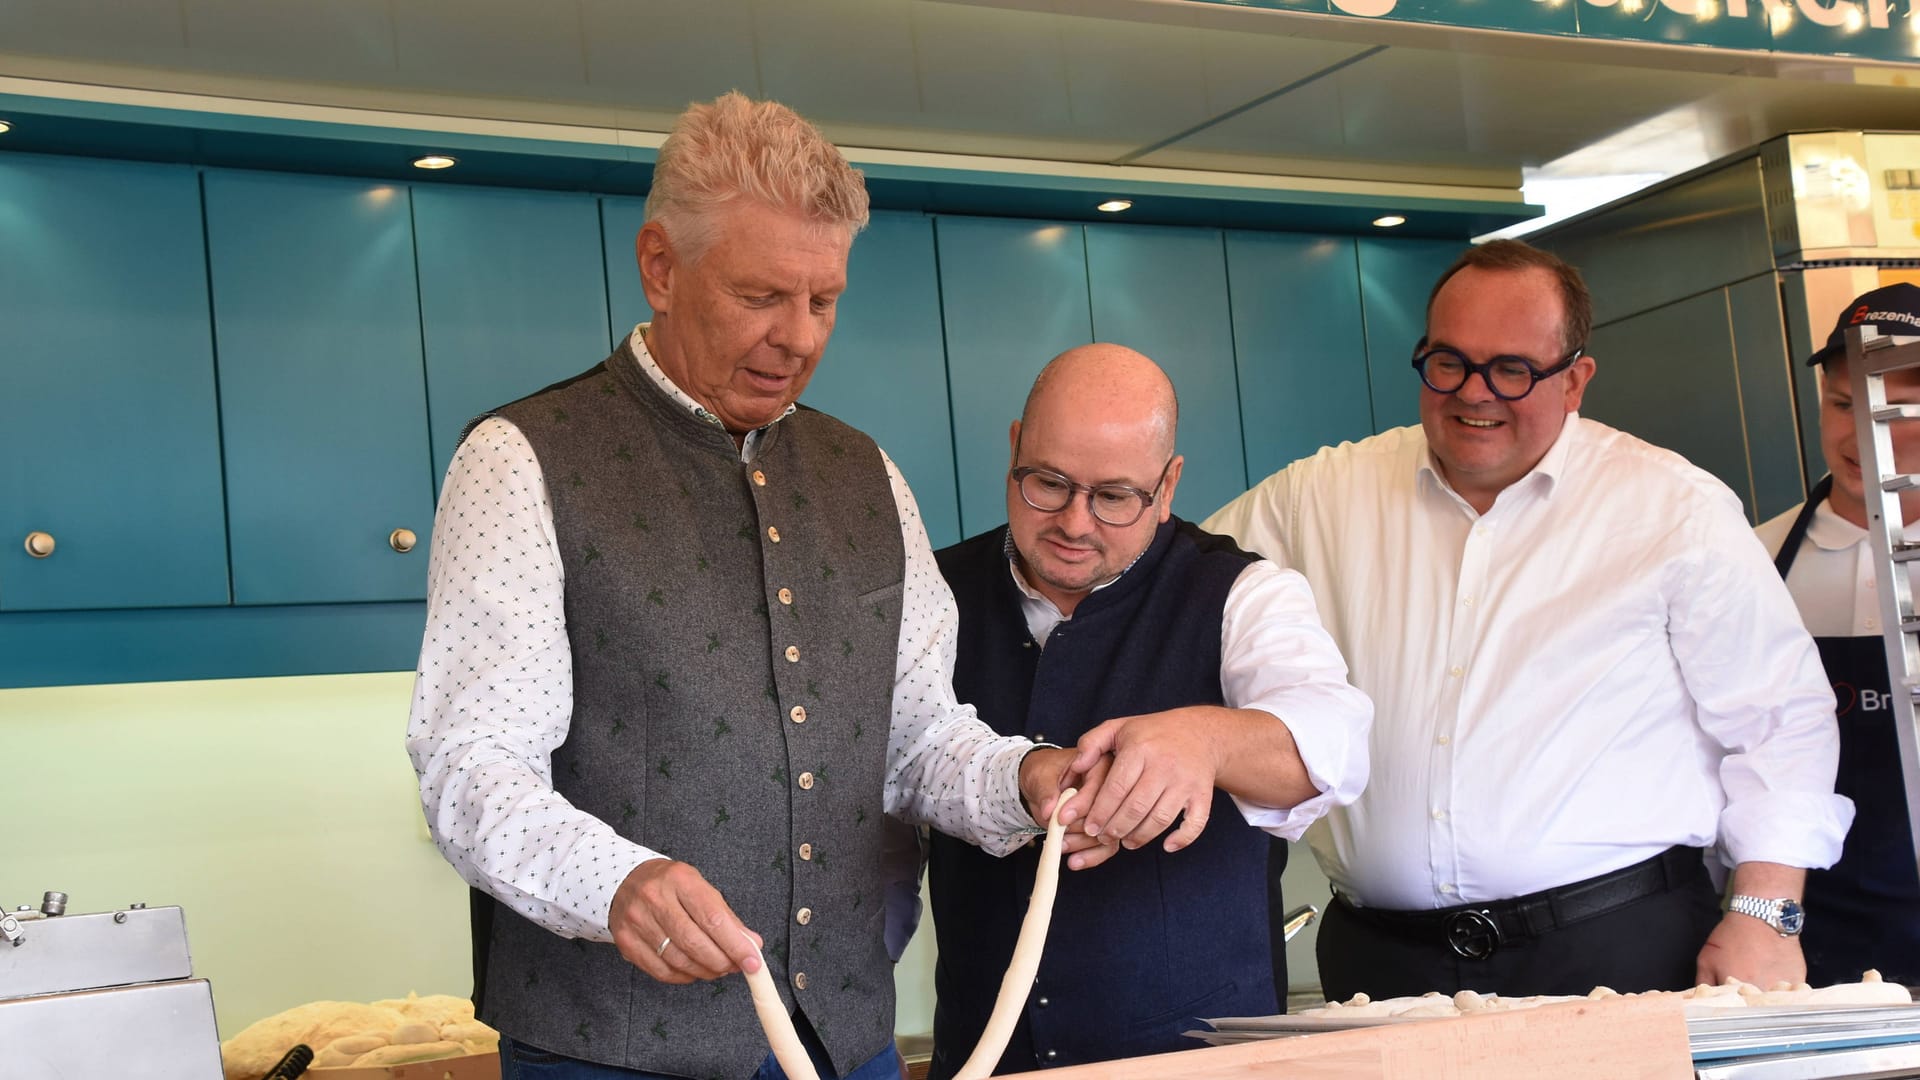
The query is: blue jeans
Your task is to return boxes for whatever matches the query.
[500,1031,905,1080]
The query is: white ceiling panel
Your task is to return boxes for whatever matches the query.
[183,0,397,81]
[752,0,922,126]
[908,2,1076,137]
[390,0,589,99]
[581,0,762,109]
[0,0,188,66]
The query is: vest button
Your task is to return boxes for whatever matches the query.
[1044,1050,1058,1062]
[793,971,809,991]
[778,587,793,605]
[790,706,807,724]
[752,469,767,487]
[1036,997,1050,1008]
[798,772,815,790]
[799,843,813,861]
[768,526,781,543]
[796,907,812,925]
[785,645,801,663]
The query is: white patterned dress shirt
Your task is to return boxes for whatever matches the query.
[1204,414,1852,911]
[1006,554,1372,839]
[408,327,1042,942]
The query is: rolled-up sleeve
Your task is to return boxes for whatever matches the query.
[1669,492,1853,869]
[1218,560,1373,839]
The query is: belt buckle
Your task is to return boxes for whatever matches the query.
[1444,909,1501,960]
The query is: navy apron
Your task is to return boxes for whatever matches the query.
[1774,475,1920,985]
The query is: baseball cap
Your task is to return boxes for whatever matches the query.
[1809,282,1920,366]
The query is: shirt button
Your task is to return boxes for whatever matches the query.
[1431,808,1448,821]
[778,588,793,605]
[1036,997,1050,1008]
[1461,596,1474,607]
[1449,666,1464,678]
[799,843,813,861]
[1868,618,1880,630]
[1437,734,1451,746]
[796,907,813,925]
[768,526,781,543]
[790,706,807,724]
[1439,883,1457,895]
[798,771,815,790]
[793,972,808,991]
[785,645,801,663]
[752,470,767,487]
[1033,733,1046,743]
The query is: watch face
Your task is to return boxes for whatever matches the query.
[1779,899,1806,936]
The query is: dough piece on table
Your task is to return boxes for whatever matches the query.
[373,992,476,1029]
[391,1021,440,1045]
[439,1019,501,1052]
[220,1002,408,1080]
[352,1040,468,1066]
[313,1034,391,1068]
[1804,980,1914,1006]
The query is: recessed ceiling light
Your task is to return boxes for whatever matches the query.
[412,154,457,170]
[1372,215,1407,228]
[0,121,12,135]
[1096,199,1133,213]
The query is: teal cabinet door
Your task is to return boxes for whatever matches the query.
[802,212,961,548]
[204,170,436,605]
[935,217,1094,539]
[1357,237,1463,433]
[0,155,228,612]
[414,186,612,486]
[1085,223,1247,525]
[600,195,652,348]
[1226,233,1373,489]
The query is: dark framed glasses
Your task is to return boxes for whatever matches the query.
[1010,458,1173,527]
[1411,339,1584,401]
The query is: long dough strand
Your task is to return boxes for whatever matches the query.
[952,787,1078,1080]
[743,934,821,1080]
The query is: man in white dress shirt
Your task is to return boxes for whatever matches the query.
[1206,239,1851,999]
[1756,282,1920,988]
[407,93,1093,1080]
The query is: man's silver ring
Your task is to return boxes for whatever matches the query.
[657,936,672,957]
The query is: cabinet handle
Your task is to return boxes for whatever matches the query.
[24,531,55,558]
[389,528,417,554]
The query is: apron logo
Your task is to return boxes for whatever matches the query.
[1834,681,1892,716]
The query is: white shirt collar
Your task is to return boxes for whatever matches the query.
[626,323,798,437]
[1415,411,1579,513]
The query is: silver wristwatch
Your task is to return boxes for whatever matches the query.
[1728,894,1806,937]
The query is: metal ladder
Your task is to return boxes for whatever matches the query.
[1848,325,1920,872]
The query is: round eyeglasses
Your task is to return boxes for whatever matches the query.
[1010,459,1172,527]
[1411,340,1584,401]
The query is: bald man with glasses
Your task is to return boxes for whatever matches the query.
[1206,239,1851,1002]
[923,343,1373,1077]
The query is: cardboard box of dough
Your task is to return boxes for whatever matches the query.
[306,1050,499,1080]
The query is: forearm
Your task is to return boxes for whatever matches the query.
[1728,861,1807,901]
[1205,706,1320,808]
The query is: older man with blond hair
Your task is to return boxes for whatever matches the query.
[409,93,1090,1080]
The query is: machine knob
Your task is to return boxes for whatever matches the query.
[24,532,54,558]
[39,891,67,917]
[388,528,417,553]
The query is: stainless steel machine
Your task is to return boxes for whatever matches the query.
[0,890,224,1079]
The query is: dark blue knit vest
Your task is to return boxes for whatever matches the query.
[928,518,1279,1077]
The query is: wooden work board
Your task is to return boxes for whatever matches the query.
[1004,995,1692,1080]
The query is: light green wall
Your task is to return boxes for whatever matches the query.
[0,673,939,1038]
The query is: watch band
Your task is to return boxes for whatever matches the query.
[1729,894,1805,937]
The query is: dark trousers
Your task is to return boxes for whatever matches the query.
[1316,861,1722,1000]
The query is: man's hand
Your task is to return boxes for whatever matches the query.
[1696,912,1806,988]
[609,859,764,984]
[1697,861,1809,989]
[1071,708,1223,854]
[1017,745,1102,829]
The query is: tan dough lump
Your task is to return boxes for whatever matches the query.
[219,993,499,1078]
[1294,972,1912,1026]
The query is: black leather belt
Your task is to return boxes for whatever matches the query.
[1336,846,1708,961]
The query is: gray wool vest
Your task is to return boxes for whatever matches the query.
[470,340,906,1079]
